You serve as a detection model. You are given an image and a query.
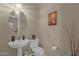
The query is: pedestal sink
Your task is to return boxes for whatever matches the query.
[8,4,28,56]
[8,39,29,56]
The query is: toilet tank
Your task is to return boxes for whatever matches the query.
[30,39,39,48]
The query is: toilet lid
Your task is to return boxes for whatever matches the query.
[32,47,44,56]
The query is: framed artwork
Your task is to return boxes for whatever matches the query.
[48,11,57,26]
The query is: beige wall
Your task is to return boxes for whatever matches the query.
[0,3,39,56]
[38,4,62,56]
[38,3,79,56]
[61,4,79,55]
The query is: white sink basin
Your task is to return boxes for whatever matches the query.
[8,39,29,48]
[8,39,29,56]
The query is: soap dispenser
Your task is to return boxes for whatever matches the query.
[23,35,25,40]
[11,35,15,41]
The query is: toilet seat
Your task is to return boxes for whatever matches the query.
[32,47,44,56]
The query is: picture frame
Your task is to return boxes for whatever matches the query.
[48,11,57,26]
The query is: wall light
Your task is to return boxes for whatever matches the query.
[16,3,22,11]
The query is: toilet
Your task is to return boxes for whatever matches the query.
[29,39,45,56]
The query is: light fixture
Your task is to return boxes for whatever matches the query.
[15,3,22,16]
[16,3,22,11]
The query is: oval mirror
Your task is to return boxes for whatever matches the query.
[8,10,27,34]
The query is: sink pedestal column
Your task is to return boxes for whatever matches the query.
[17,47,22,56]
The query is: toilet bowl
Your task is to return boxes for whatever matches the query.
[32,47,44,56]
[29,39,45,56]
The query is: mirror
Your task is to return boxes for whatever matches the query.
[8,10,27,34]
